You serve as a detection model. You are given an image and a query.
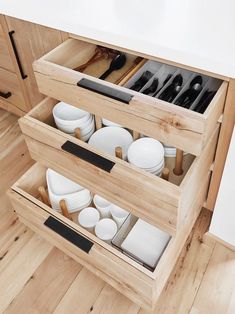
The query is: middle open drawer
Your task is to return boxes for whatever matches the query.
[19,97,219,235]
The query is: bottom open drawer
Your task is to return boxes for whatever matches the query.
[8,162,211,311]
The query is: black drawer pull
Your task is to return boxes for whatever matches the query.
[77,78,133,104]
[0,91,12,99]
[62,140,115,172]
[44,216,93,253]
[8,30,28,80]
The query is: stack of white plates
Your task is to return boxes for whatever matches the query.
[46,169,92,213]
[88,127,133,160]
[127,137,165,176]
[164,145,177,157]
[53,102,95,141]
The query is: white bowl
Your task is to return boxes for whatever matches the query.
[53,102,91,124]
[95,218,118,243]
[127,138,164,169]
[46,169,91,212]
[88,127,133,160]
[55,114,93,134]
[93,194,112,218]
[78,207,100,231]
[102,118,122,128]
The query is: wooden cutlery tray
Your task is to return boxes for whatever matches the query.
[18,97,219,235]
[32,37,227,156]
[8,162,211,311]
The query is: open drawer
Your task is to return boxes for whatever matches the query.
[8,162,211,311]
[33,37,227,156]
[19,97,219,235]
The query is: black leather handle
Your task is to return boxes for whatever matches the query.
[44,216,93,253]
[77,78,133,104]
[8,30,28,80]
[0,91,12,99]
[62,141,115,172]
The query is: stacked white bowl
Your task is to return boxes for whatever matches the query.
[53,101,95,141]
[127,137,165,176]
[163,145,177,157]
[46,169,92,213]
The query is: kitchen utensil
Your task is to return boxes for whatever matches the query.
[194,90,216,113]
[99,53,127,80]
[95,218,118,243]
[175,75,203,108]
[142,78,159,95]
[121,219,171,269]
[78,207,100,232]
[130,70,153,91]
[152,73,173,97]
[115,57,144,85]
[158,74,183,102]
[93,194,112,218]
[88,127,133,160]
[110,205,129,228]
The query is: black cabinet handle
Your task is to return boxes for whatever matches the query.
[0,91,12,99]
[8,30,27,80]
[62,140,115,173]
[44,216,93,253]
[77,78,133,104]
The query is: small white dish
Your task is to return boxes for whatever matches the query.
[127,138,164,169]
[88,127,133,160]
[46,169,91,212]
[110,205,129,228]
[121,219,171,268]
[102,118,122,128]
[93,194,112,218]
[78,207,100,232]
[95,218,118,243]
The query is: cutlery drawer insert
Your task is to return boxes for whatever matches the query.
[8,162,210,311]
[33,37,227,156]
[19,97,219,235]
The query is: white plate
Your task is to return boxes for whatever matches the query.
[102,118,123,128]
[121,219,171,268]
[127,137,164,169]
[88,127,133,159]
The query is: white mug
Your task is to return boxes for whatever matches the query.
[78,207,100,233]
[95,218,118,244]
[93,194,112,218]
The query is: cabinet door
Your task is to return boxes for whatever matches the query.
[5,16,68,108]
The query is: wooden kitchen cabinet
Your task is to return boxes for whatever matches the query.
[0,15,68,115]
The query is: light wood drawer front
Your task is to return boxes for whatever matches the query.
[0,67,25,110]
[19,98,219,235]
[8,162,211,311]
[0,23,14,72]
[33,38,227,156]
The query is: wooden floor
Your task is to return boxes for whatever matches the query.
[1,108,235,314]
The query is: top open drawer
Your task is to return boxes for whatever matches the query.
[33,38,228,156]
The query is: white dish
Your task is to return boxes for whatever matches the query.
[53,102,90,124]
[95,218,118,243]
[127,138,164,169]
[121,219,171,268]
[46,169,91,212]
[102,118,122,128]
[55,114,93,134]
[88,127,133,160]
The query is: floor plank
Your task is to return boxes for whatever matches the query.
[5,248,82,314]
[54,268,105,314]
[192,243,235,314]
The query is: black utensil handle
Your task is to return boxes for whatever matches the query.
[77,78,133,104]
[99,68,113,80]
[8,30,28,80]
[0,90,12,99]
[61,140,115,173]
[44,216,93,253]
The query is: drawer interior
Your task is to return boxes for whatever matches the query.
[12,162,173,274]
[42,38,223,115]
